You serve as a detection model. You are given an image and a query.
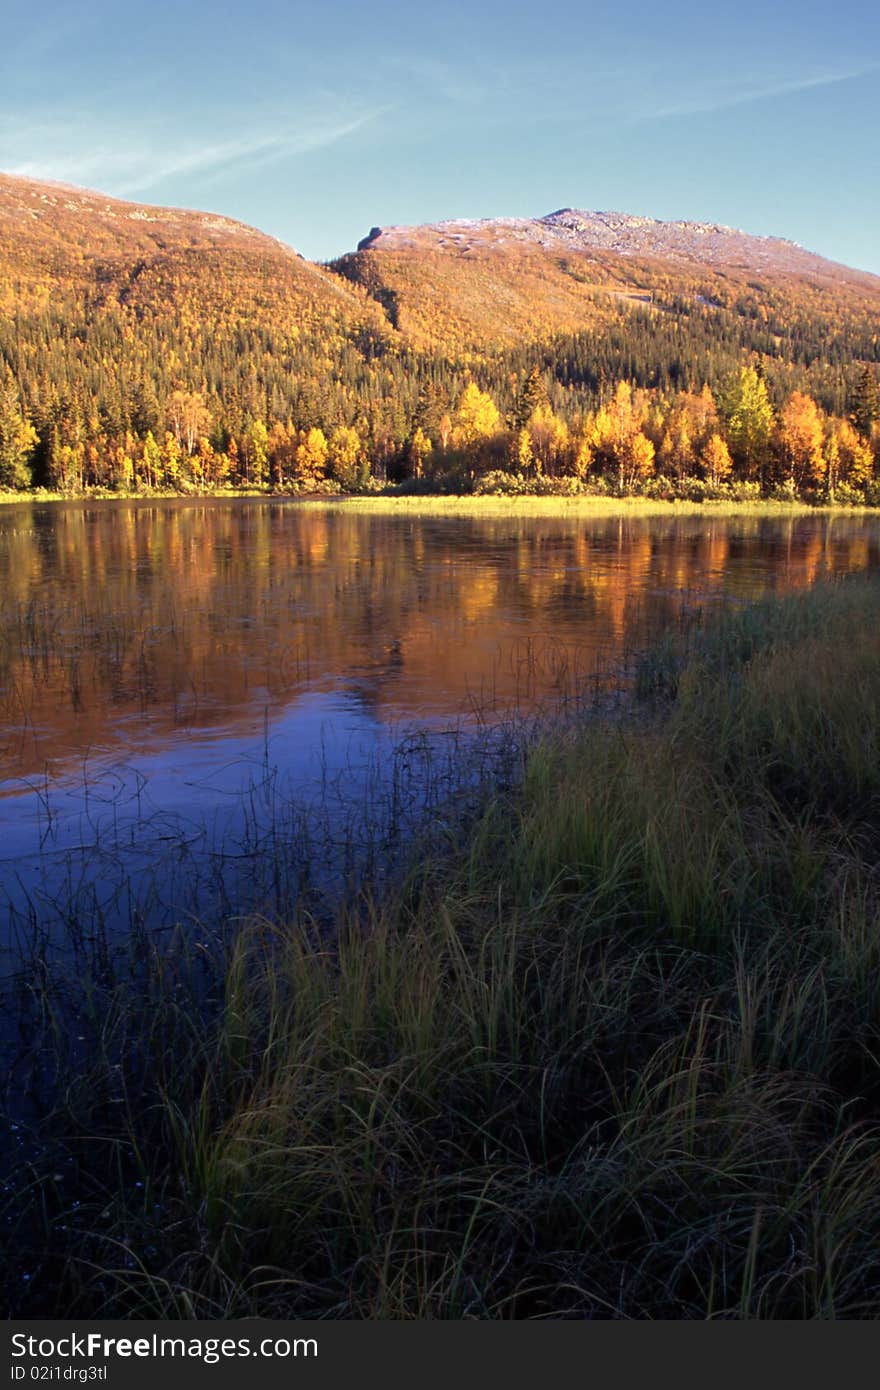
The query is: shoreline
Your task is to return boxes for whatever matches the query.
[2,488,878,517]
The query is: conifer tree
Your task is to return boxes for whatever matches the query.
[513,367,549,430]
[851,366,880,439]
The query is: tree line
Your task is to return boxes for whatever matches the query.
[2,360,878,502]
[1,270,879,500]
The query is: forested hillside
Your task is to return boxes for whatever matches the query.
[1,174,879,499]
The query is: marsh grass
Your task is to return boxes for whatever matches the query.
[303,495,854,519]
[5,575,880,1317]
[0,491,864,515]
[0,488,266,507]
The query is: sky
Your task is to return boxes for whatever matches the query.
[1,0,878,271]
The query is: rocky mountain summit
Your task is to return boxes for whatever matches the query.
[357,207,866,281]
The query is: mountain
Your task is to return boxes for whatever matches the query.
[333,208,880,351]
[1,173,878,494]
[0,171,384,336]
[3,171,878,362]
[359,208,872,278]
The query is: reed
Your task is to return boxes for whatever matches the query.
[5,574,880,1318]
[2,489,873,516]
[304,494,855,519]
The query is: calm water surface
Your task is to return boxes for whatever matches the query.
[2,500,879,936]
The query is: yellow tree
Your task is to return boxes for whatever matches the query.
[141,430,161,489]
[701,433,733,487]
[267,421,295,488]
[328,424,366,490]
[691,384,720,440]
[825,417,874,497]
[659,407,694,481]
[513,427,534,474]
[592,382,655,492]
[624,432,656,490]
[407,426,432,479]
[110,431,137,490]
[246,419,270,489]
[779,391,825,492]
[227,436,240,484]
[0,374,38,490]
[525,403,569,476]
[52,441,85,493]
[720,367,773,480]
[437,413,453,452]
[571,422,596,480]
[452,383,501,448]
[162,431,182,488]
[658,388,717,482]
[295,427,329,490]
[197,435,225,486]
[166,389,211,456]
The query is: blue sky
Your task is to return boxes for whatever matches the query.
[1,0,878,271]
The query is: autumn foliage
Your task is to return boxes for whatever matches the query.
[1,174,879,501]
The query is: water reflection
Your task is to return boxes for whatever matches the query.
[1,500,879,932]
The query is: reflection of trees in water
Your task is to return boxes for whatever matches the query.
[1,502,878,780]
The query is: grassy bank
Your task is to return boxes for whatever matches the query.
[0,486,267,507]
[308,494,854,518]
[5,575,880,1317]
[1,487,876,517]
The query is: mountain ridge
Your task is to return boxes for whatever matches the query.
[354,206,878,287]
[0,169,300,251]
[333,198,880,352]
[3,169,878,284]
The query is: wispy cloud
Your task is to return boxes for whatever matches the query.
[377,55,493,107]
[346,52,880,146]
[629,63,880,122]
[2,107,388,196]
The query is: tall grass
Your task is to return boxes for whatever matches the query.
[0,491,865,514]
[5,575,880,1317]
[306,495,851,519]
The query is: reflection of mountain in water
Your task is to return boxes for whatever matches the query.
[2,500,879,789]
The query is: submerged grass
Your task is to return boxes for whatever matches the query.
[4,575,880,1317]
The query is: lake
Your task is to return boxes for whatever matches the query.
[2,499,879,942]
